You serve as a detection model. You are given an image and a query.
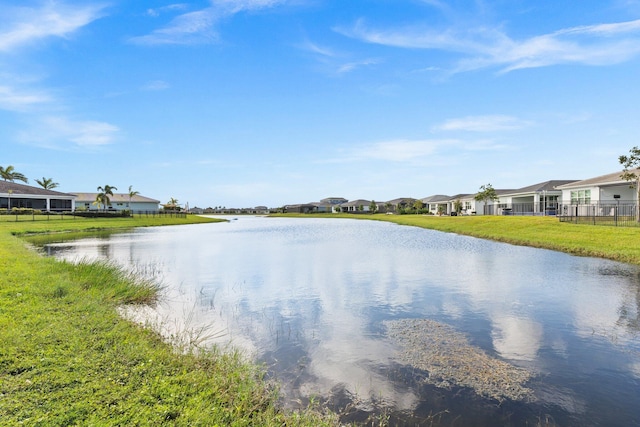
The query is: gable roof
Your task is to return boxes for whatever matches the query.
[0,181,75,198]
[503,180,578,195]
[421,194,450,203]
[386,197,416,205]
[555,170,640,190]
[340,199,374,207]
[71,193,160,204]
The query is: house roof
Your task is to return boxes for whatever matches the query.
[421,194,450,203]
[386,197,417,205]
[71,192,160,203]
[340,199,373,207]
[554,170,640,190]
[447,193,473,200]
[503,180,578,195]
[0,181,75,197]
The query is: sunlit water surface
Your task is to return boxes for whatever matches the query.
[42,216,640,426]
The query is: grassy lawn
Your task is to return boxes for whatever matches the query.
[0,215,336,426]
[275,213,640,266]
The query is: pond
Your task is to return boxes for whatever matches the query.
[39,216,640,426]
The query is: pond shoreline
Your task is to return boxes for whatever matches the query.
[272,213,640,265]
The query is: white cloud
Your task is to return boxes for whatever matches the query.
[18,116,119,149]
[130,0,293,45]
[298,40,337,58]
[0,2,106,52]
[146,4,190,18]
[0,85,51,112]
[141,80,170,91]
[351,139,458,162]
[337,58,379,74]
[338,18,640,73]
[434,115,532,132]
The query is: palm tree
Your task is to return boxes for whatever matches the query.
[127,185,140,208]
[35,177,59,190]
[165,197,179,211]
[0,165,28,183]
[95,185,117,211]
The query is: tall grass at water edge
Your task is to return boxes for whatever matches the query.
[0,216,338,426]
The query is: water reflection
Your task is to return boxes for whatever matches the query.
[42,216,640,426]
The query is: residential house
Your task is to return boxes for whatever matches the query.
[385,198,417,213]
[421,195,451,215]
[338,199,374,213]
[555,170,639,216]
[72,192,160,212]
[0,181,75,212]
[446,194,474,215]
[496,180,577,215]
[284,203,317,213]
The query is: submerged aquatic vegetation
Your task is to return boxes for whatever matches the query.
[385,319,534,402]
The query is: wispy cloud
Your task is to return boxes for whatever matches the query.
[353,139,454,161]
[141,80,171,91]
[146,4,190,18]
[337,58,379,74]
[0,85,51,112]
[433,115,532,132]
[0,2,107,52]
[338,18,640,73]
[18,116,119,149]
[298,40,338,58]
[326,136,513,165]
[130,0,293,45]
[298,38,379,74]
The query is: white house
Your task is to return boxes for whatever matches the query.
[496,180,577,215]
[338,199,374,212]
[72,192,160,212]
[555,170,638,216]
[0,181,75,212]
[421,195,451,215]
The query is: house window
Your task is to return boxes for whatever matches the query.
[464,202,472,210]
[570,190,591,204]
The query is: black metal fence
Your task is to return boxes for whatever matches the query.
[557,202,640,227]
[0,210,187,222]
[482,203,559,216]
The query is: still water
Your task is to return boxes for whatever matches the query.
[42,216,640,426]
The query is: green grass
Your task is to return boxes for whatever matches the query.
[0,215,337,426]
[274,213,640,266]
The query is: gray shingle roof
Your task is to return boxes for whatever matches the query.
[504,180,578,194]
[0,181,75,197]
[554,170,640,189]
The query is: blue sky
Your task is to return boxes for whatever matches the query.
[2,0,640,208]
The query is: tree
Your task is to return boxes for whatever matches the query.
[413,199,425,214]
[619,146,640,222]
[165,197,180,211]
[95,185,117,211]
[369,200,378,214]
[35,177,59,190]
[453,199,463,214]
[127,185,140,208]
[474,183,499,215]
[0,165,28,183]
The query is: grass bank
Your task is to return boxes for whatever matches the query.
[274,213,640,266]
[0,215,336,426]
